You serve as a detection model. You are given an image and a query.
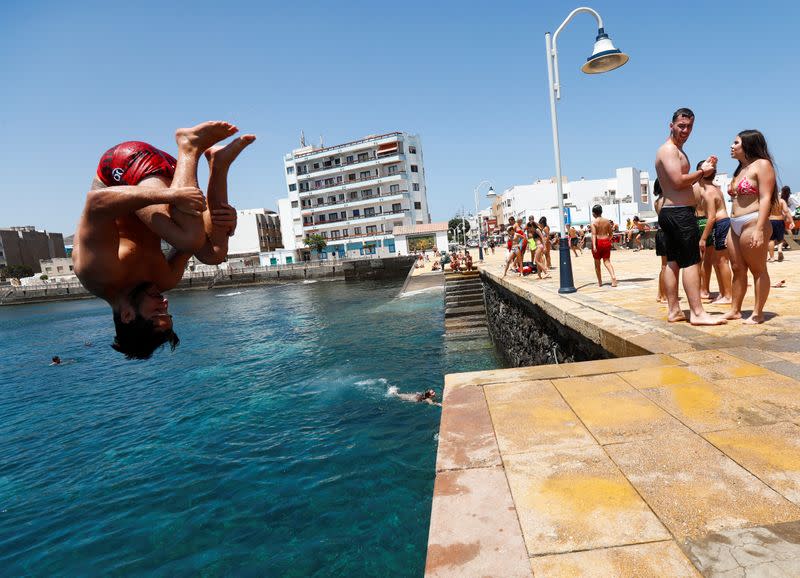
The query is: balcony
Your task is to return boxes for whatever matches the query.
[296,150,404,178]
[301,190,408,213]
[303,209,408,230]
[293,132,402,160]
[311,231,394,246]
[298,170,406,196]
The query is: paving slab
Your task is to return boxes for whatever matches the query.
[425,467,531,578]
[605,430,800,539]
[504,445,670,556]
[682,520,800,578]
[704,422,800,505]
[485,380,596,454]
[530,541,701,577]
[436,384,500,472]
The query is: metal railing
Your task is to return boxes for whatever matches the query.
[299,170,406,194]
[304,209,408,228]
[301,189,408,212]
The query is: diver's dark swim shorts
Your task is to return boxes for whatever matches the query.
[97,141,176,186]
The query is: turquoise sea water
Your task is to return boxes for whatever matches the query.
[0,279,503,576]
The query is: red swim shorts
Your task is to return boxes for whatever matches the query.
[592,237,612,260]
[96,141,177,186]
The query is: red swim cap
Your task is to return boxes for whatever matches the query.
[97,141,176,186]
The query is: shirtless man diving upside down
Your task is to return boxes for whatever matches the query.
[72,121,255,359]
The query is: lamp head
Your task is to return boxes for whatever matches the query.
[581,28,629,74]
[486,186,496,198]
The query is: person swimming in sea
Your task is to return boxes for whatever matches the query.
[389,388,441,406]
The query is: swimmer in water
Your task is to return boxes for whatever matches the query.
[391,388,442,406]
[50,356,61,365]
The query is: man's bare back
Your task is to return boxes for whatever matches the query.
[592,216,612,238]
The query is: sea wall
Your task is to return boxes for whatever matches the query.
[482,274,612,366]
[0,256,416,306]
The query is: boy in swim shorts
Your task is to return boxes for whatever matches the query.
[590,205,618,287]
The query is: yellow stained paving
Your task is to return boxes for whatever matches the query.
[487,381,595,454]
[705,423,800,505]
[429,250,800,576]
[604,431,800,539]
[530,541,701,578]
[637,380,783,433]
[504,445,669,555]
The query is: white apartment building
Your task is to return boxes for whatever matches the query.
[498,168,653,233]
[279,132,430,259]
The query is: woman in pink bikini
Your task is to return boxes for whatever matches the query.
[724,130,777,324]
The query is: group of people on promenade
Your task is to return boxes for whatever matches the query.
[654,107,785,325]
[498,107,788,325]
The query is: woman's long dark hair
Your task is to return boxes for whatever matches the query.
[734,129,778,204]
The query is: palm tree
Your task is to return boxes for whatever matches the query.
[304,233,327,259]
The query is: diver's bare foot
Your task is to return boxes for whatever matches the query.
[711,296,732,304]
[668,312,687,323]
[743,314,766,324]
[611,278,618,287]
[700,291,711,300]
[690,314,727,326]
[205,134,257,168]
[176,121,238,154]
[723,310,742,320]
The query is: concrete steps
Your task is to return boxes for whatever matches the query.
[446,316,488,331]
[445,304,486,318]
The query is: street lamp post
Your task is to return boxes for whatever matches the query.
[473,180,494,262]
[545,6,629,293]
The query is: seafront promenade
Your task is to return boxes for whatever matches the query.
[427,248,800,577]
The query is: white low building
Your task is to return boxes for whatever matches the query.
[227,208,282,257]
[392,222,449,255]
[500,168,653,232]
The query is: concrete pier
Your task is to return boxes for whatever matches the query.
[427,248,800,577]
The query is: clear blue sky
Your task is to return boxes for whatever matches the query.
[2,0,798,235]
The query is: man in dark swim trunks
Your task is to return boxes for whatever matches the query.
[654,108,726,326]
[73,121,256,359]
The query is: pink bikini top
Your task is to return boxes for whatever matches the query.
[734,176,759,196]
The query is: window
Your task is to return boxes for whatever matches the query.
[366,225,377,234]
[360,171,370,179]
[362,189,373,198]
[640,184,649,204]
[358,152,368,162]
[348,173,356,181]
[291,200,298,208]
[319,215,327,222]
[389,184,400,193]
[297,165,307,175]
[364,207,375,216]
[313,163,320,169]
[69,265,73,271]
[324,178,334,186]
[328,196,336,203]
[410,165,418,173]
[330,230,340,239]
[346,155,354,163]
[342,229,348,236]
[414,202,422,209]
[303,216,312,224]
[329,213,339,221]
[349,191,359,199]
[338,193,345,201]
[334,158,340,165]
[394,221,403,227]
[409,146,416,154]
[340,211,346,220]
[352,209,360,217]
[314,180,322,188]
[392,203,401,212]
[289,184,297,192]
[321,231,328,238]
[286,166,294,174]
[387,165,398,175]
[324,160,332,168]
[354,226,362,234]
[413,183,420,191]
[336,176,342,183]
[300,182,309,191]
[317,198,324,205]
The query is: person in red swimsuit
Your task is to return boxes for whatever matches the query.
[590,205,618,287]
[73,121,256,359]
